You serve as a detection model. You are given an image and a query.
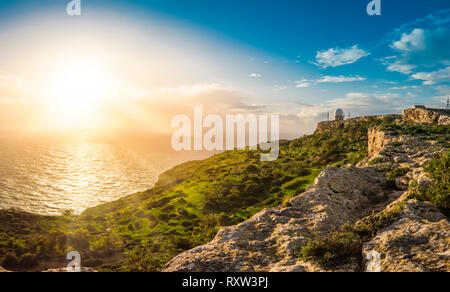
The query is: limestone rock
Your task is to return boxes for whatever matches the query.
[362,200,450,272]
[402,107,450,125]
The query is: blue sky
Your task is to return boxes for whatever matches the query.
[0,0,449,136]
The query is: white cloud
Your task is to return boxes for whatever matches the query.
[272,85,288,91]
[314,45,370,68]
[429,85,450,107]
[295,79,311,88]
[410,66,450,85]
[288,75,366,89]
[249,73,262,78]
[317,75,366,83]
[383,25,450,74]
[272,74,368,92]
[392,28,426,52]
[390,85,420,90]
[375,93,401,102]
[158,83,224,97]
[435,84,450,95]
[385,59,417,74]
[296,91,412,122]
[433,95,449,102]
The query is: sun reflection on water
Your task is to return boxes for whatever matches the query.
[0,132,190,215]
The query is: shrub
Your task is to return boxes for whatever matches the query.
[71,229,91,250]
[122,244,178,272]
[299,230,361,267]
[282,178,306,190]
[269,186,282,193]
[386,167,409,182]
[192,214,221,244]
[18,253,38,268]
[90,233,122,257]
[410,152,449,216]
[299,201,406,267]
[2,253,19,269]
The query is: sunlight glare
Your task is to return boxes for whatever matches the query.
[46,58,115,129]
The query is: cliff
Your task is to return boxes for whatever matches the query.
[164,114,449,272]
[402,107,450,125]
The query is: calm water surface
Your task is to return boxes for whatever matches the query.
[0,132,210,215]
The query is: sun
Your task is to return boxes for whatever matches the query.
[45,58,115,129]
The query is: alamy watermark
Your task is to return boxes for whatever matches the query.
[171,107,280,161]
[66,251,81,272]
[67,1,381,17]
[367,0,381,16]
[365,250,381,272]
[67,0,81,16]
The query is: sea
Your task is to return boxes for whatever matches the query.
[0,131,212,215]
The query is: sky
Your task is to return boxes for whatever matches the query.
[0,0,449,138]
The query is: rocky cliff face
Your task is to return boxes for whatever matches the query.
[402,107,450,125]
[164,118,449,272]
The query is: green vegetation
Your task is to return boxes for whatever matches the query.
[0,119,381,271]
[409,152,450,216]
[376,165,410,189]
[380,119,450,148]
[299,201,406,268]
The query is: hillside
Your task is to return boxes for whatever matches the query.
[0,108,448,272]
[165,114,449,272]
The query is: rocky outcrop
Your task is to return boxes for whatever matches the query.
[361,126,448,272]
[362,125,443,190]
[0,266,11,272]
[164,117,448,272]
[363,200,449,272]
[402,107,450,125]
[164,166,395,272]
[367,127,393,157]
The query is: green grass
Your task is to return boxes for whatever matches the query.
[380,119,450,149]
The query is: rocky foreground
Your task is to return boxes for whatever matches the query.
[164,108,449,272]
